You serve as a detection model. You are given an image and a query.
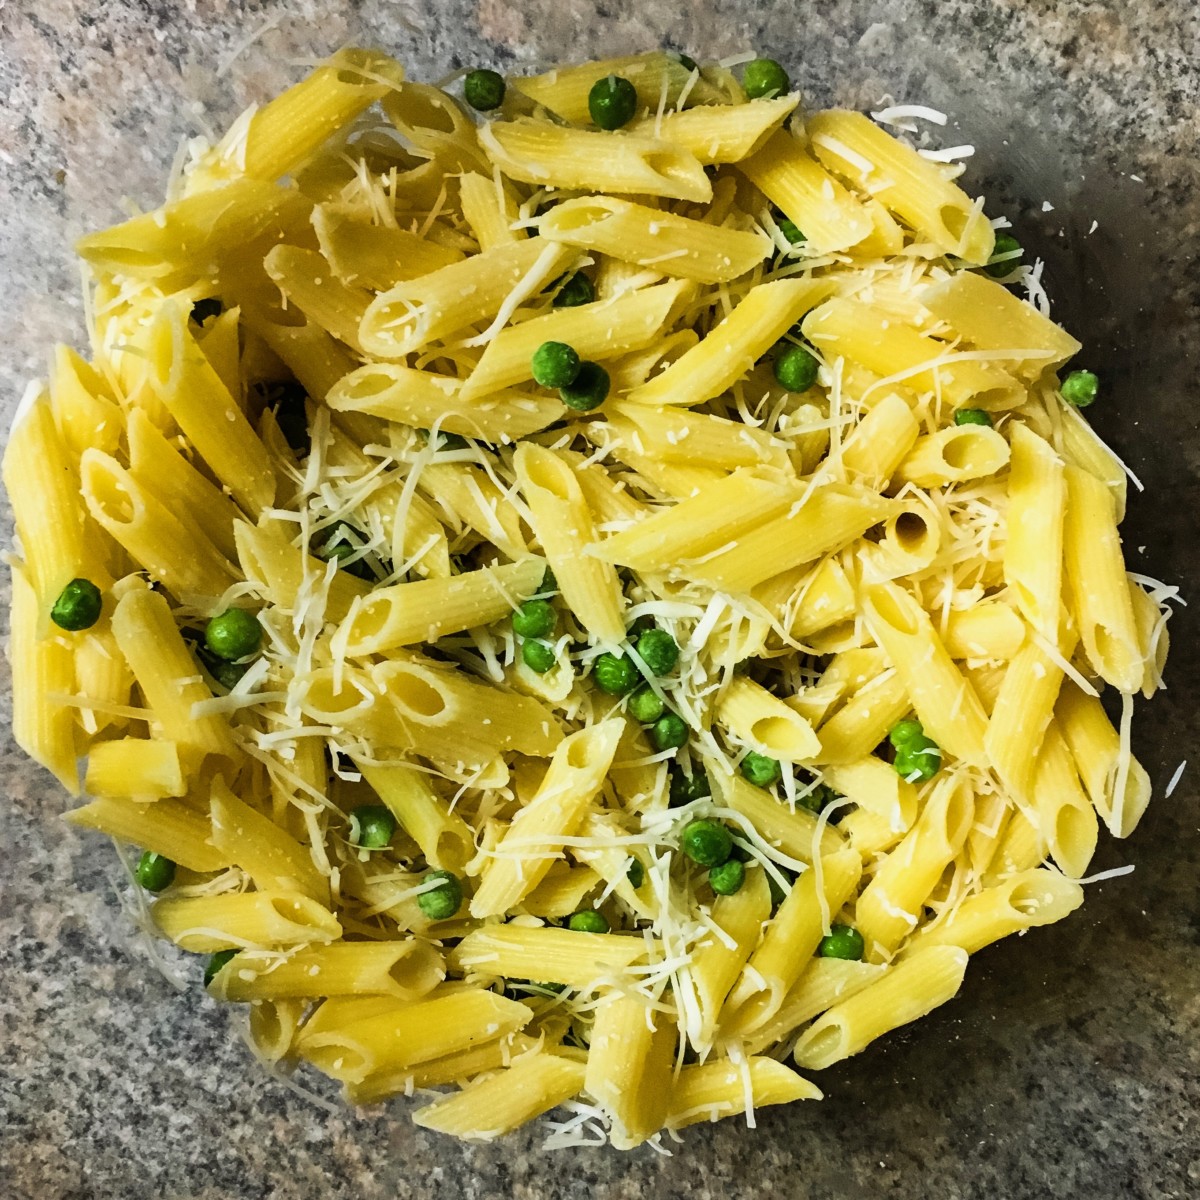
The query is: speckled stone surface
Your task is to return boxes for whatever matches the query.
[1,2,1198,1197]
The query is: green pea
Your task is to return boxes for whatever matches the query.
[203,948,237,988]
[50,578,102,632]
[672,52,700,73]
[774,343,820,392]
[636,627,679,675]
[894,743,941,783]
[531,340,581,389]
[649,711,688,751]
[888,718,926,749]
[627,684,666,724]
[954,408,993,427]
[708,858,746,895]
[984,233,1022,278]
[349,804,396,850]
[204,654,249,692]
[567,909,609,934]
[512,598,557,639]
[135,850,175,892]
[431,429,469,451]
[680,818,733,867]
[777,217,805,245]
[204,608,261,662]
[742,58,789,100]
[818,923,865,960]
[418,870,463,920]
[669,765,710,807]
[190,297,224,325]
[316,522,377,582]
[1061,369,1098,408]
[588,74,638,130]
[626,857,645,889]
[551,272,594,308]
[540,565,558,593]
[521,638,558,674]
[559,361,610,411]
[259,379,310,455]
[740,751,781,788]
[593,652,639,696]
[463,68,506,111]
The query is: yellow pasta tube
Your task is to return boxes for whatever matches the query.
[248,999,306,1064]
[792,945,969,1069]
[514,443,624,644]
[628,94,799,164]
[717,676,820,761]
[65,795,232,873]
[1063,464,1143,692]
[210,940,445,1002]
[807,109,994,263]
[894,425,1011,487]
[519,862,602,919]
[540,197,770,283]
[861,581,989,765]
[327,362,562,441]
[80,450,234,599]
[209,778,329,903]
[470,720,624,917]
[942,601,1026,661]
[1031,725,1099,879]
[359,238,573,357]
[457,172,522,250]
[689,484,894,593]
[803,298,1023,410]
[145,303,276,515]
[737,130,876,254]
[667,1058,821,1129]
[1058,400,1127,522]
[858,498,941,583]
[905,868,1084,955]
[49,344,122,458]
[450,926,652,987]
[263,245,372,351]
[479,118,711,203]
[722,776,845,864]
[823,757,918,834]
[854,774,974,955]
[722,849,862,1035]
[627,278,835,408]
[839,392,920,484]
[153,891,341,953]
[301,989,533,1083]
[110,586,238,761]
[460,279,687,401]
[72,626,135,737]
[417,462,529,561]
[246,312,358,402]
[585,994,676,1149]
[10,565,79,793]
[610,403,786,469]
[356,761,474,873]
[921,269,1081,377]
[813,668,911,765]
[339,558,545,655]
[84,738,184,800]
[413,1052,586,1140]
[1004,423,1066,638]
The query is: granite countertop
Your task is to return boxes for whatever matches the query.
[1,2,1198,1197]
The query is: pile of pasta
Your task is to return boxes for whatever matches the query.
[6,48,1173,1148]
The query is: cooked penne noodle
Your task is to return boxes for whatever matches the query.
[84,737,184,800]
[895,425,1011,487]
[717,676,820,762]
[450,925,652,987]
[153,891,341,953]
[628,94,798,164]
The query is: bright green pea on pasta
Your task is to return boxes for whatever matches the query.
[680,819,732,867]
[531,341,581,389]
[818,924,865,960]
[559,361,610,411]
[350,804,396,849]
[774,344,820,392]
[627,685,666,725]
[521,639,558,674]
[742,58,789,100]
[740,751,781,788]
[418,871,463,920]
[669,765,710,807]
[463,68,505,111]
[593,652,639,696]
[626,857,645,889]
[636,627,679,675]
[512,598,557,639]
[567,909,609,934]
[204,608,261,662]
[551,272,594,308]
[709,858,746,895]
[50,578,102,632]
[984,232,1022,278]
[778,216,805,245]
[954,408,993,427]
[203,949,237,988]
[650,712,688,751]
[588,74,638,129]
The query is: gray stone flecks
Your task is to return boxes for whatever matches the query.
[1,2,1199,1198]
